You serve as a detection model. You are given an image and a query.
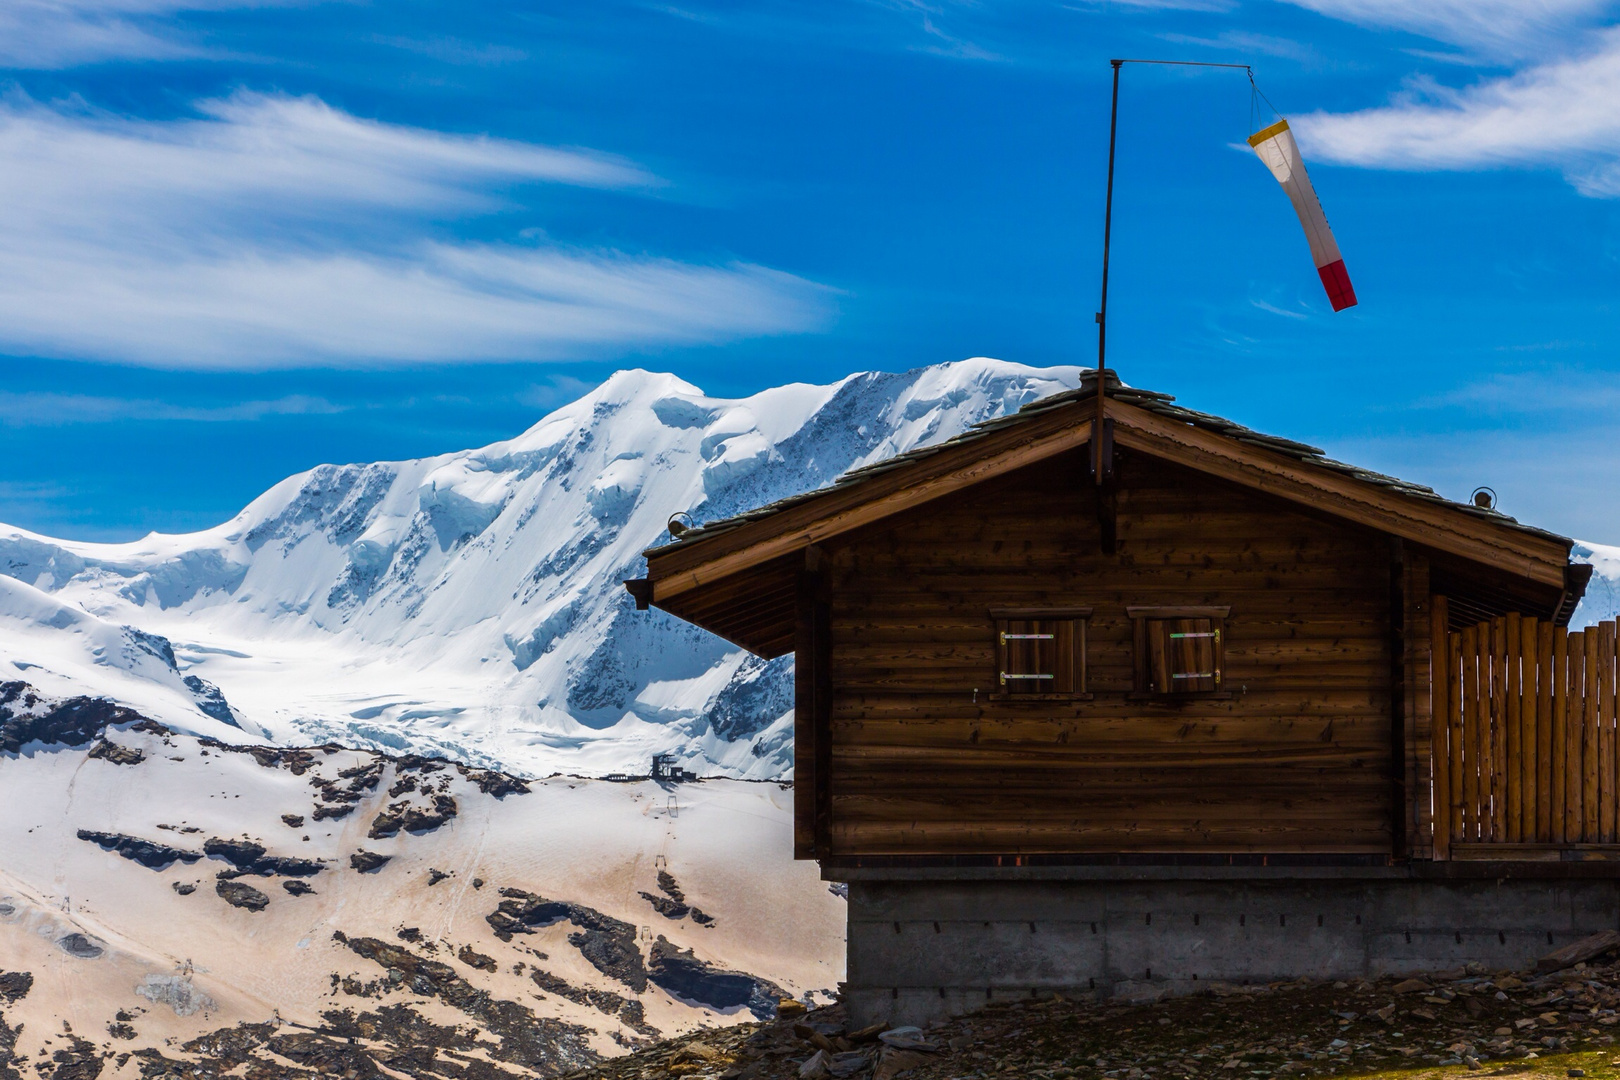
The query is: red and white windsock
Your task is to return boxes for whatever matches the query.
[1248,118,1357,312]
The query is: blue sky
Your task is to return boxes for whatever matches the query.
[2,0,1618,542]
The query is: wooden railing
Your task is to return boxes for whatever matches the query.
[1433,612,1620,858]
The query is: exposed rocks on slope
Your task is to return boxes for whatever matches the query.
[203,836,323,877]
[638,870,714,927]
[215,879,270,912]
[135,974,216,1017]
[646,936,784,1021]
[0,1015,18,1080]
[76,830,201,871]
[243,745,316,774]
[0,972,25,1080]
[528,969,659,1037]
[462,767,532,798]
[458,945,499,972]
[39,1033,101,1080]
[369,794,459,838]
[0,681,148,754]
[55,934,104,959]
[85,738,144,765]
[0,973,29,1005]
[335,932,598,1074]
[487,890,646,991]
[350,851,391,873]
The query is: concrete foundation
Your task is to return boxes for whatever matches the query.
[839,867,1620,1026]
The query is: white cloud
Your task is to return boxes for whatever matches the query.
[0,392,346,425]
[1272,0,1614,57]
[0,0,273,68]
[0,92,832,368]
[1293,27,1620,195]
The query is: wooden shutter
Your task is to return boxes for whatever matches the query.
[993,609,1089,698]
[1129,606,1229,697]
[1149,617,1220,693]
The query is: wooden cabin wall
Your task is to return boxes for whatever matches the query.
[815,447,1399,856]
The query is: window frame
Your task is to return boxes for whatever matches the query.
[1127,605,1231,700]
[989,606,1093,702]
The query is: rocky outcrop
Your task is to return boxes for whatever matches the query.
[528,970,659,1037]
[461,767,531,798]
[215,879,270,912]
[86,738,144,765]
[486,890,646,992]
[647,936,785,1020]
[0,972,30,1005]
[335,932,598,1073]
[368,794,458,838]
[77,830,201,871]
[456,945,498,972]
[350,851,391,873]
[0,682,147,754]
[638,870,714,926]
[203,837,323,877]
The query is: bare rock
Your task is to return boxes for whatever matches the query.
[350,851,391,873]
[0,971,31,1004]
[874,1048,934,1080]
[457,945,498,972]
[368,794,458,839]
[87,738,145,765]
[78,830,201,871]
[216,879,270,912]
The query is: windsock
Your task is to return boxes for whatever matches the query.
[1248,118,1356,312]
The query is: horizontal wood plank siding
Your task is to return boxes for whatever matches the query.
[822,449,1394,855]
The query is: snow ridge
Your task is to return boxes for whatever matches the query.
[0,359,1082,778]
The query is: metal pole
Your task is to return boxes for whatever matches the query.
[1093,58,1122,485]
[1090,57,1251,486]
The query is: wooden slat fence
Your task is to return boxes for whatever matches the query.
[1432,612,1620,858]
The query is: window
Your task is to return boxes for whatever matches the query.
[1129,606,1230,697]
[990,607,1091,699]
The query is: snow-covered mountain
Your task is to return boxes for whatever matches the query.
[1573,542,1620,629]
[1,357,1615,779]
[0,359,1084,777]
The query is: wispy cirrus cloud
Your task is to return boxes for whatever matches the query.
[0,91,833,369]
[0,391,346,425]
[0,0,283,68]
[1275,0,1615,56]
[1293,26,1620,196]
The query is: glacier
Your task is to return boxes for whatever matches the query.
[0,359,1084,777]
[0,356,1614,779]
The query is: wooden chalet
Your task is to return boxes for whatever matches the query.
[627,373,1614,1018]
